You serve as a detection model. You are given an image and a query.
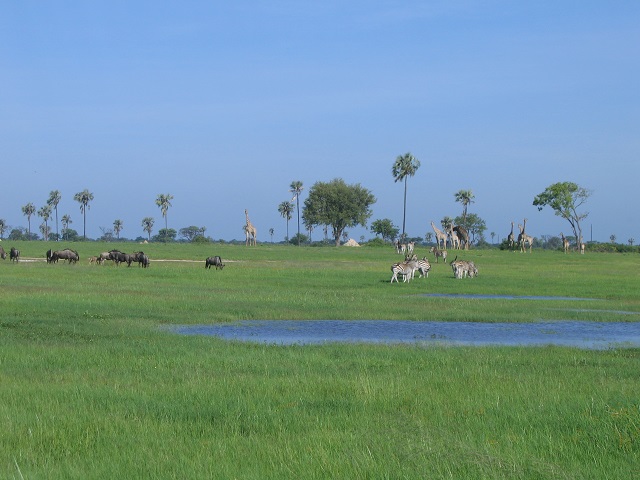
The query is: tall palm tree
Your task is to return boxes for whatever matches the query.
[391,152,421,241]
[74,189,94,240]
[142,217,155,241]
[37,205,52,241]
[155,193,174,231]
[113,219,123,239]
[47,190,62,241]
[454,189,475,227]
[61,214,72,241]
[21,202,36,240]
[289,181,304,246]
[278,201,295,242]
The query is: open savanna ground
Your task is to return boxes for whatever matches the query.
[1,242,639,478]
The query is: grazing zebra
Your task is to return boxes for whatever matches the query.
[450,257,478,279]
[390,261,414,283]
[429,246,447,263]
[416,257,431,278]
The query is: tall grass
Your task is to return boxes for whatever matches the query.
[1,243,639,478]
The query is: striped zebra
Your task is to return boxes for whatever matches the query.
[416,256,431,278]
[390,261,414,283]
[450,257,478,279]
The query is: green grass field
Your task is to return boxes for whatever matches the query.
[1,242,639,478]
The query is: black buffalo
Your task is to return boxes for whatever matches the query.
[10,247,20,262]
[205,256,225,270]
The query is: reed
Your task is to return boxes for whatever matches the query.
[1,243,638,478]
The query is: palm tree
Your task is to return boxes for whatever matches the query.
[142,217,155,241]
[37,205,52,241]
[0,218,6,239]
[113,219,123,240]
[155,193,174,231]
[391,153,421,241]
[21,202,36,240]
[289,181,304,246]
[269,228,274,243]
[454,189,475,227]
[278,201,295,242]
[74,189,94,240]
[61,214,72,241]
[47,190,62,241]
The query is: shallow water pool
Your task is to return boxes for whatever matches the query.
[173,320,640,349]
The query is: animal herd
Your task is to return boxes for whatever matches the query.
[0,245,20,262]
[390,244,478,284]
[0,245,227,271]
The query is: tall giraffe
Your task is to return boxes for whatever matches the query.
[431,221,448,250]
[448,223,460,250]
[560,232,569,254]
[507,221,515,250]
[244,209,257,246]
[518,218,533,253]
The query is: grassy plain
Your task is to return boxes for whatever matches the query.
[1,241,639,478]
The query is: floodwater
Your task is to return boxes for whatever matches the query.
[174,319,640,349]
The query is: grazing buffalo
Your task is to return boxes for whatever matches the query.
[0,245,5,260]
[205,256,225,270]
[50,249,79,264]
[10,247,20,262]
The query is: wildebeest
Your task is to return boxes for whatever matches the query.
[0,245,5,260]
[50,249,79,264]
[205,256,224,270]
[10,247,20,262]
[108,250,129,266]
[97,252,112,265]
[127,251,148,267]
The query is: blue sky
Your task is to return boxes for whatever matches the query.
[1,1,638,243]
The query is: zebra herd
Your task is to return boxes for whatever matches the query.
[390,248,478,283]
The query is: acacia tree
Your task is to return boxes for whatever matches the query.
[113,219,123,239]
[302,178,376,246]
[533,181,591,247]
[47,190,62,241]
[370,218,399,242]
[74,189,94,240]
[278,201,294,241]
[289,180,304,246]
[142,217,155,241]
[155,193,174,231]
[392,152,420,241]
[454,189,475,227]
[21,202,36,239]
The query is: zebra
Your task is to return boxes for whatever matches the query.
[429,246,447,263]
[415,256,431,278]
[390,260,416,283]
[450,258,478,279]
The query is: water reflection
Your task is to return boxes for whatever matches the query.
[174,320,640,349]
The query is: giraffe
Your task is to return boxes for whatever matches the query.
[453,225,469,250]
[448,223,460,250]
[431,221,448,250]
[244,209,257,246]
[518,218,533,253]
[560,232,569,254]
[507,221,515,250]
